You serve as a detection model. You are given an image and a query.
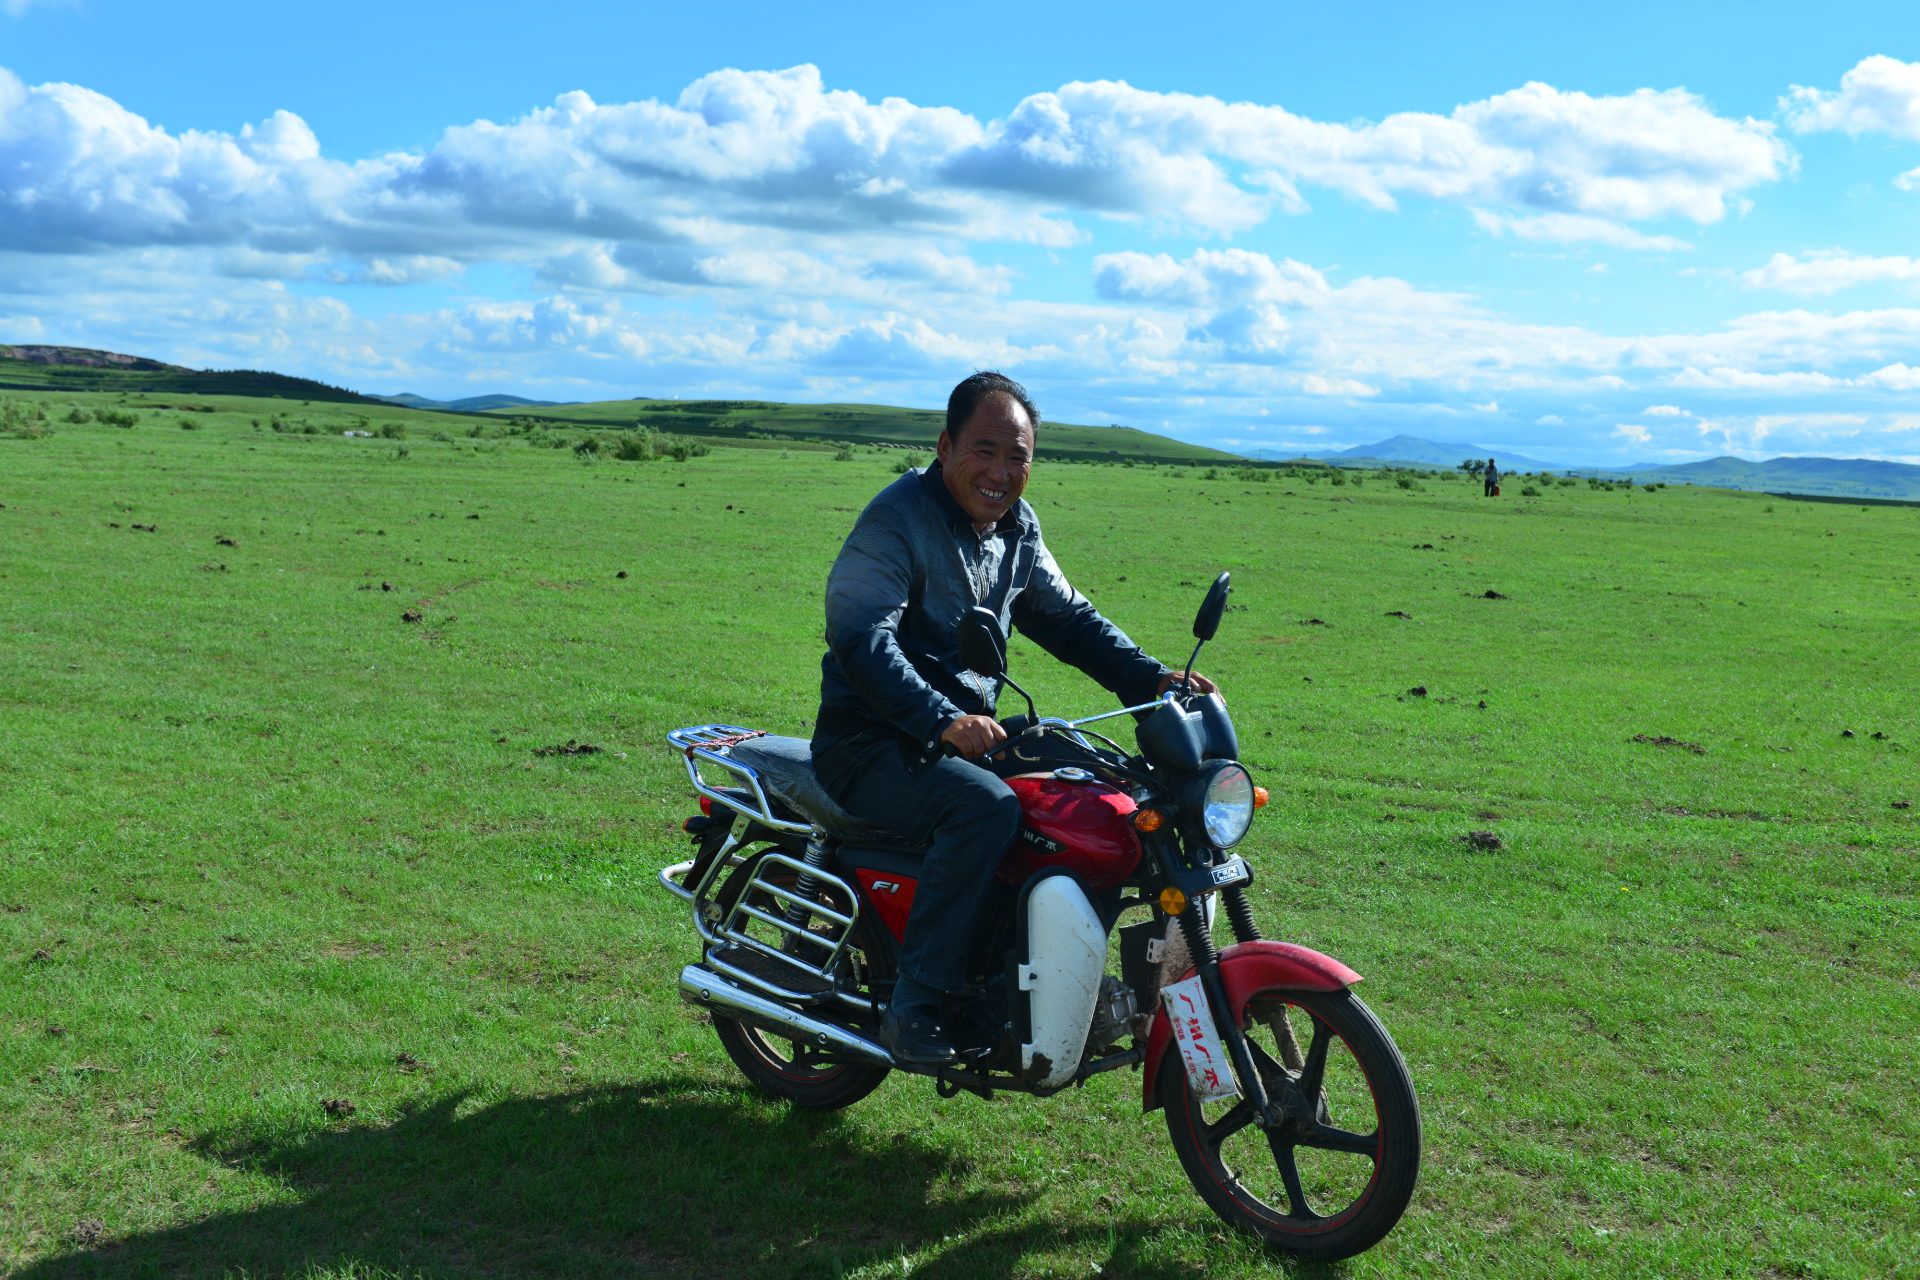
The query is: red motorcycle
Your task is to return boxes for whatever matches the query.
[660,573,1420,1259]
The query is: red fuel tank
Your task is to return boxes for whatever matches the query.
[998,772,1143,890]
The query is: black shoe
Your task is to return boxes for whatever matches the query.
[880,1003,958,1066]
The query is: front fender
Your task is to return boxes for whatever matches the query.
[1141,940,1363,1110]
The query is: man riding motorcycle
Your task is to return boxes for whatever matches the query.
[809,370,1214,1065]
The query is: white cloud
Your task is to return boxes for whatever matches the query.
[1093,249,1328,307]
[0,61,1791,277]
[1671,366,1841,391]
[1535,413,1565,425]
[1642,404,1692,417]
[1093,248,1331,360]
[959,78,1787,235]
[1741,250,1920,295]
[1613,423,1652,445]
[1472,209,1690,251]
[333,255,465,286]
[1298,373,1379,397]
[1784,56,1920,140]
[1858,361,1920,389]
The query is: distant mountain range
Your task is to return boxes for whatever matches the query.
[1252,433,1920,501]
[375,392,567,412]
[1640,454,1920,500]
[1257,433,1571,472]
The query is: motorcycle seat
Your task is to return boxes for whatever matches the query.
[729,735,925,848]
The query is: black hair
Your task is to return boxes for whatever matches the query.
[945,370,1039,443]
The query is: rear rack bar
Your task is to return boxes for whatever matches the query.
[661,725,882,1016]
[666,724,814,837]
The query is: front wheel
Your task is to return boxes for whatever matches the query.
[1160,985,1419,1260]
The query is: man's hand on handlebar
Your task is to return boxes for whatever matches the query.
[941,713,1010,760]
[1159,670,1219,697]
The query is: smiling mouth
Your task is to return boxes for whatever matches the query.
[976,486,1007,503]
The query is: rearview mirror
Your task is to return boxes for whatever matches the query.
[958,606,1008,678]
[1192,572,1231,642]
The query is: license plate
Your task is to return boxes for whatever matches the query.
[1209,856,1249,888]
[1160,974,1242,1103]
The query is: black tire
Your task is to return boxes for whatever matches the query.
[712,1013,891,1110]
[709,856,893,1110]
[1160,986,1420,1260]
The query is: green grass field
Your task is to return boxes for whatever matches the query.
[2,394,1916,1278]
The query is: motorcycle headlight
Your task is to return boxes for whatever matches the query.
[1189,761,1256,848]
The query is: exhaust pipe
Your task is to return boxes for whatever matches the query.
[679,964,895,1068]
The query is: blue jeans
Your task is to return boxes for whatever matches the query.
[811,733,1021,996]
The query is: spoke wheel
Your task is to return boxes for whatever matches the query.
[712,1016,890,1109]
[1161,986,1419,1260]
[710,858,893,1110]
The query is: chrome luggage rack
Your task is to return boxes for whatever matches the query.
[665,723,814,844]
[660,724,870,1011]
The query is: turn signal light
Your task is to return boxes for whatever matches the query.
[1134,808,1166,833]
[1253,787,1269,810]
[1158,886,1188,916]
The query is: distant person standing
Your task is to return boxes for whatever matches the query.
[1483,458,1500,497]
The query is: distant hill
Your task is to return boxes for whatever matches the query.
[500,397,1245,464]
[1252,432,1920,500]
[1638,455,1920,501]
[375,392,566,412]
[1269,434,1572,472]
[0,344,378,403]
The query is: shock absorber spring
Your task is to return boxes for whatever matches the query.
[1179,900,1220,965]
[784,830,831,928]
[1222,885,1262,943]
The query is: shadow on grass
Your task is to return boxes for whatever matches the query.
[18,1079,1243,1280]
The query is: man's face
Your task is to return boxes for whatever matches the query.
[937,393,1034,529]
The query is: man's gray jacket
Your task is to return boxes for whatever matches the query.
[813,463,1167,755]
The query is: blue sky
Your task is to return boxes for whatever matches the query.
[5,0,1920,463]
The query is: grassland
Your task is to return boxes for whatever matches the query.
[1,389,1916,1279]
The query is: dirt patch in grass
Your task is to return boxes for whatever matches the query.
[533,740,604,757]
[1633,733,1706,755]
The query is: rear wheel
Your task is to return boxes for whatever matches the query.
[708,855,893,1110]
[1161,986,1419,1260]
[713,1014,890,1109]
